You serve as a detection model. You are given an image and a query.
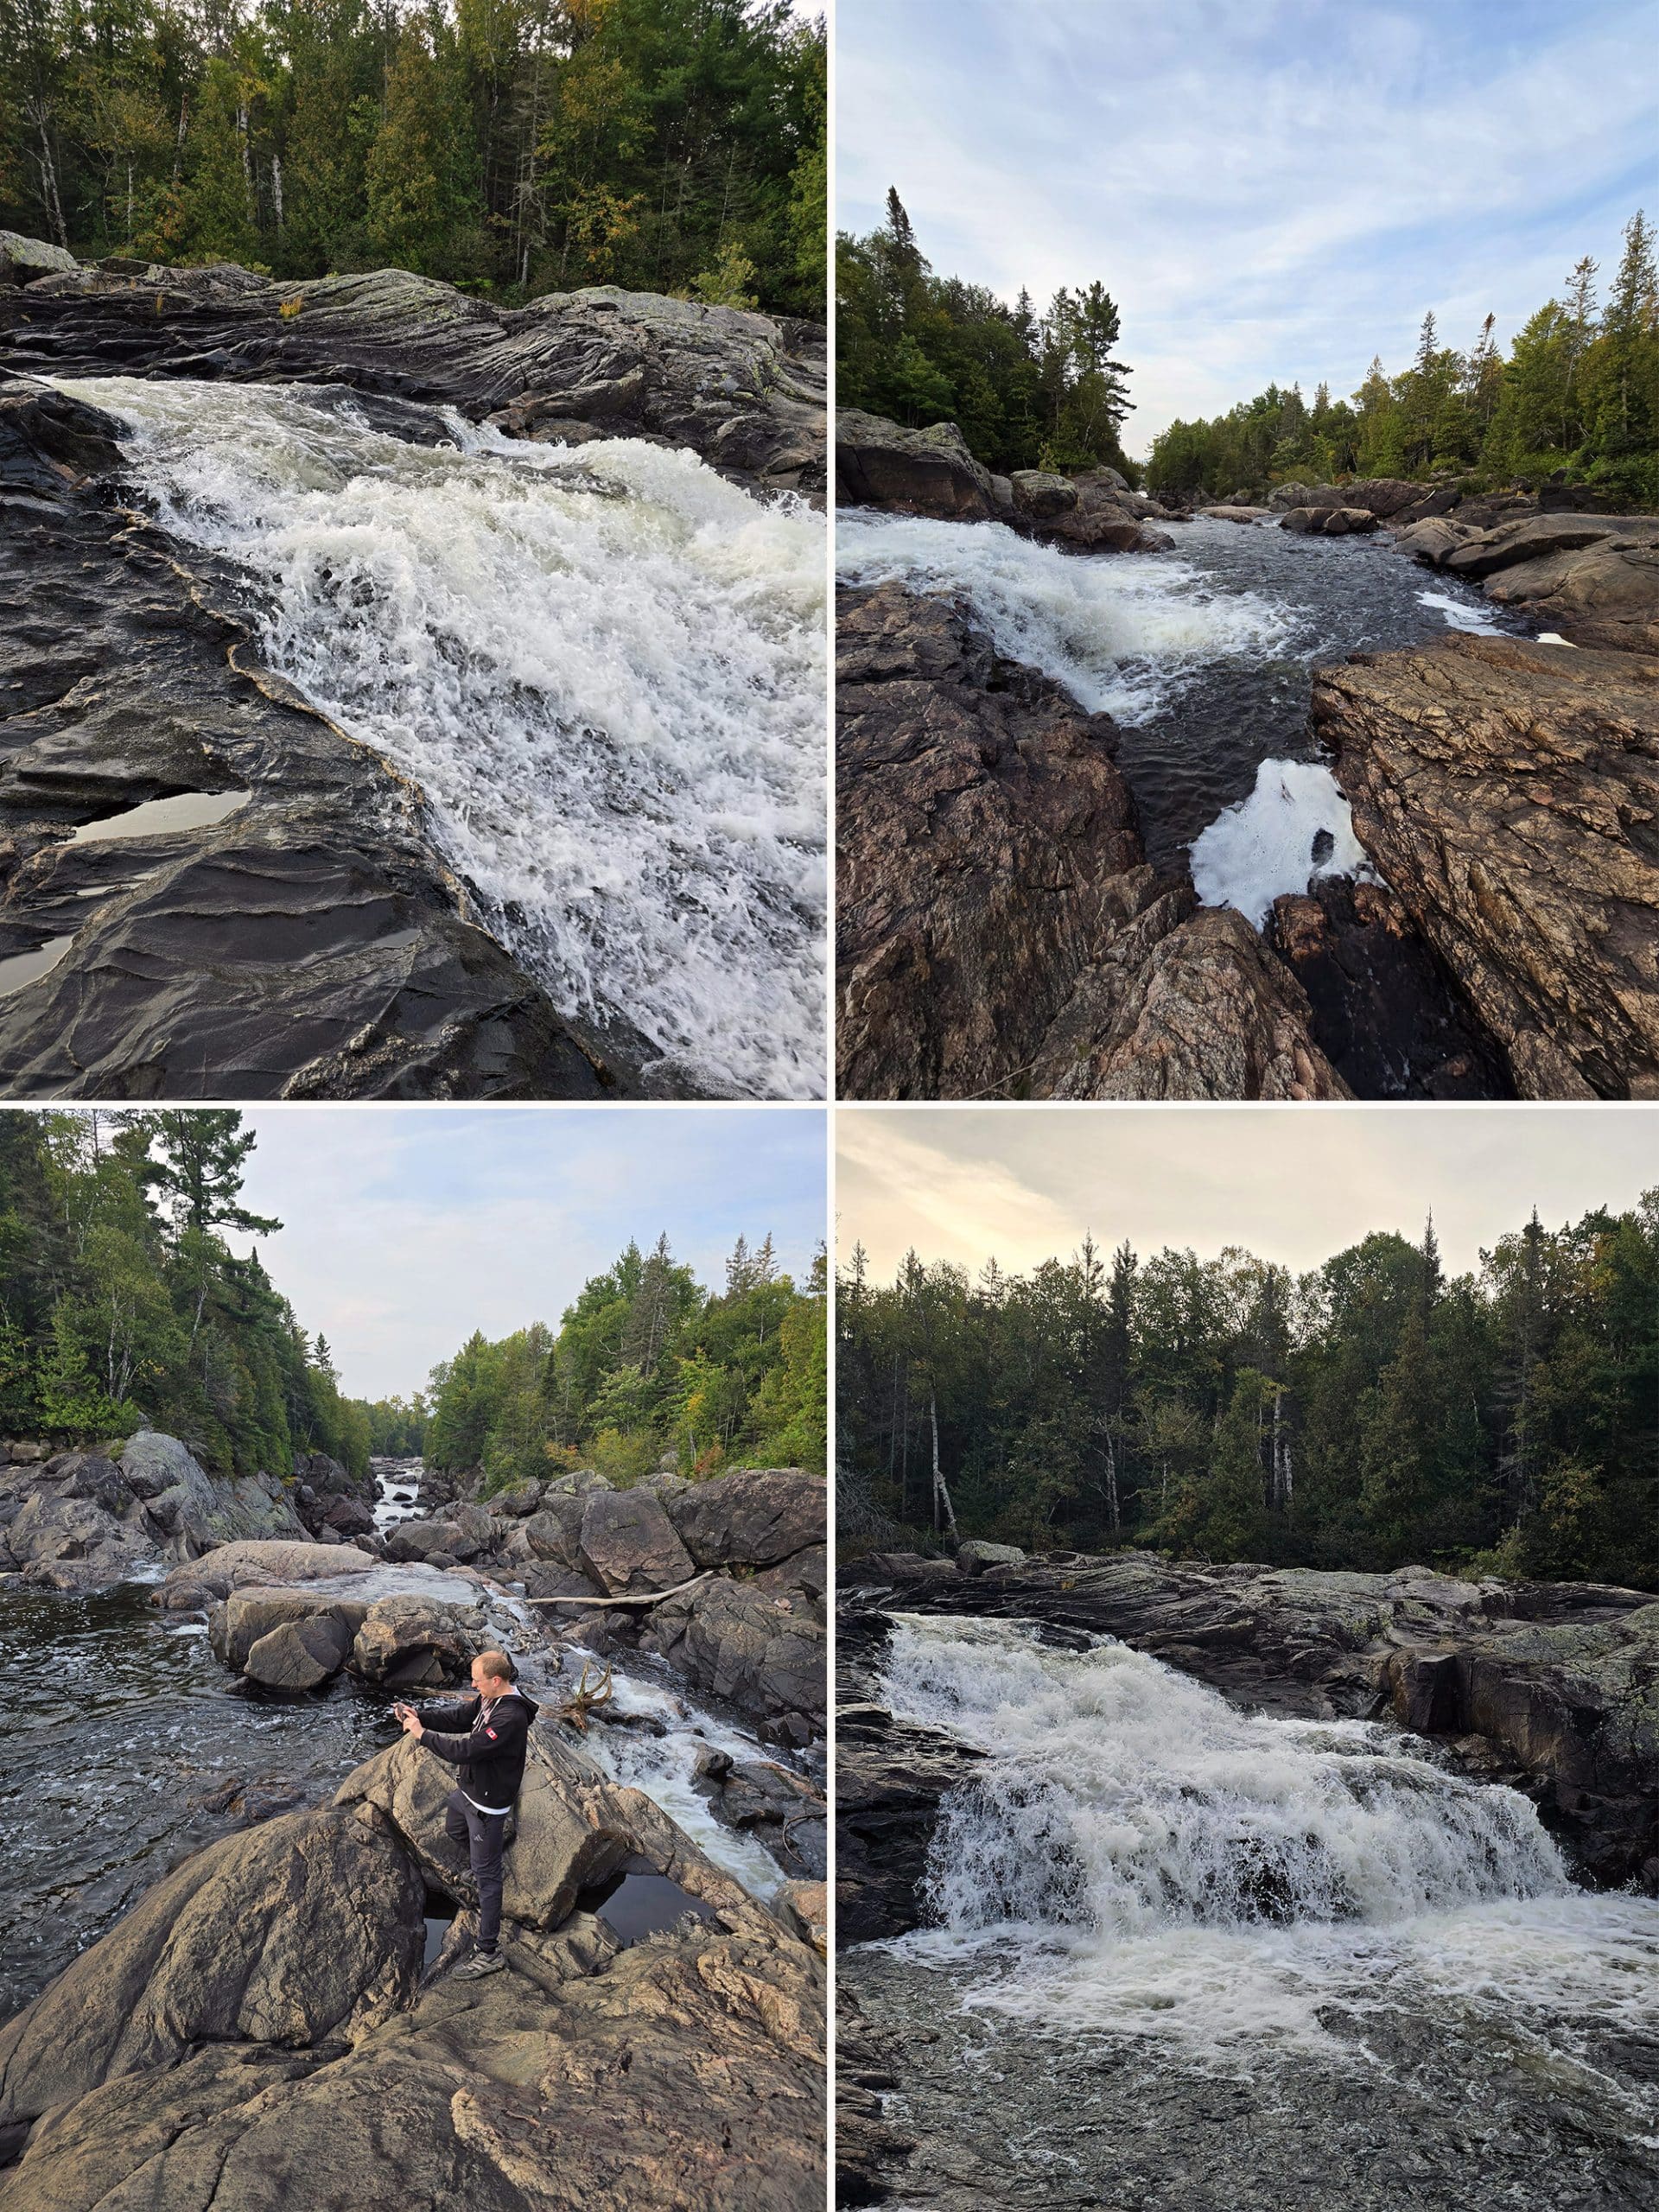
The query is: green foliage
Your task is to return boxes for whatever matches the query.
[838,1197,1659,1591]
[836,190,1136,477]
[424,1230,826,1485]
[0,1109,364,1477]
[1147,213,1659,503]
[0,0,825,315]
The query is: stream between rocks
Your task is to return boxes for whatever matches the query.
[836,510,1534,913]
[0,1461,805,2027]
[847,1613,1659,2211]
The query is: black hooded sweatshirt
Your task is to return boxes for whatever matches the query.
[415,1687,540,1812]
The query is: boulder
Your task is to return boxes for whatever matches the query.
[244,1611,357,1690]
[1313,633,1659,1096]
[209,1586,372,1672]
[1198,504,1272,522]
[666,1467,827,1569]
[521,1494,588,1563]
[1007,468,1077,519]
[835,408,995,519]
[0,1804,422,2136]
[577,1488,696,1595]
[1394,514,1480,565]
[1481,528,1659,655]
[349,1594,480,1688]
[115,1431,307,1556]
[1281,505,1379,537]
[486,1480,543,1516]
[0,231,79,287]
[161,1539,378,1603]
[1440,511,1645,582]
[638,1574,826,1745]
[957,1540,1027,1573]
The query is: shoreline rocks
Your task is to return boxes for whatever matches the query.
[836,579,1347,1100]
[0,1717,825,2208]
[1,243,826,499]
[1312,633,1659,1097]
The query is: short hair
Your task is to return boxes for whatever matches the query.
[475,1649,516,1684]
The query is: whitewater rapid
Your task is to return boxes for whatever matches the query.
[874,1616,1659,2065]
[62,378,827,1100]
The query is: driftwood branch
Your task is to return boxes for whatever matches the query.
[527,1568,713,1609]
[552,1659,613,1732]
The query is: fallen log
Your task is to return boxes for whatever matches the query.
[527,1568,714,1609]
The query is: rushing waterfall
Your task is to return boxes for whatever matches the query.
[60,377,828,1101]
[836,508,1530,898]
[874,1615,1659,2061]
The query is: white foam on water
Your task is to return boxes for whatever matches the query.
[59,378,827,1099]
[836,509,1300,724]
[1416,588,1505,634]
[575,1654,798,1900]
[1189,757,1374,926]
[874,1615,1659,2064]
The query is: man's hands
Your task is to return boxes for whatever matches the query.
[392,1701,424,1739]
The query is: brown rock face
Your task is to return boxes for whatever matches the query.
[836,582,1347,1100]
[835,410,995,518]
[1313,633,1659,1096]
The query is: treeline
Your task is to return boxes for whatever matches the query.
[1147,212,1659,509]
[0,1109,369,1477]
[837,187,1137,479]
[837,1195,1659,1591]
[0,0,825,313]
[425,1230,825,1490]
[358,1393,428,1455]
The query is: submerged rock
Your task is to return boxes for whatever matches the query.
[1313,632,1659,1097]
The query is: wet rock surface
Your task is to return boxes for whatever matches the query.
[836,581,1345,1099]
[1,255,826,497]
[1313,632,1659,1097]
[0,379,615,1100]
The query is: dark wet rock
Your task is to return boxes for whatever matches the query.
[835,1700,987,1943]
[696,1758,828,1882]
[666,1467,827,1570]
[0,378,615,1102]
[637,1573,827,1746]
[0,257,825,498]
[844,1553,1659,1888]
[836,410,995,519]
[836,582,1344,1101]
[577,1488,697,1594]
[835,1992,918,2206]
[1267,876,1516,1098]
[1313,633,1659,1096]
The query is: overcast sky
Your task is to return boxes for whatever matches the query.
[222,1108,826,1402]
[836,0,1657,454]
[837,1107,1658,1283]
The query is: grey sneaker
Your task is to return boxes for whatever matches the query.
[452,1949,506,1981]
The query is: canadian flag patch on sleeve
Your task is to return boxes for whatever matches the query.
[486,1727,498,1739]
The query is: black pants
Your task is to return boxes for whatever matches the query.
[445,1789,508,1950]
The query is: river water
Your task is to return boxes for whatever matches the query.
[54,377,829,1102]
[0,1459,809,2025]
[846,1614,1659,2209]
[836,511,1533,925]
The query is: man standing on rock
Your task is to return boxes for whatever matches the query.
[394,1649,538,1980]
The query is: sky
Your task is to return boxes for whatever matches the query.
[220,1108,827,1402]
[836,0,1659,454]
[837,1106,1659,1283]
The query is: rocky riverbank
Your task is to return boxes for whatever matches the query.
[836,407,1659,1101]
[0,1694,825,2209]
[0,236,826,1101]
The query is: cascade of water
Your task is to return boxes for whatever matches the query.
[60,377,828,1101]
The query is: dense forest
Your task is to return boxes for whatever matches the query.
[0,1109,370,1476]
[0,0,825,313]
[424,1230,826,1490]
[837,188,1137,478]
[1147,211,1659,508]
[837,1194,1659,1592]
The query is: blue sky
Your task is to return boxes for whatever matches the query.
[839,1106,1659,1283]
[837,0,1659,454]
[223,1108,827,1401]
